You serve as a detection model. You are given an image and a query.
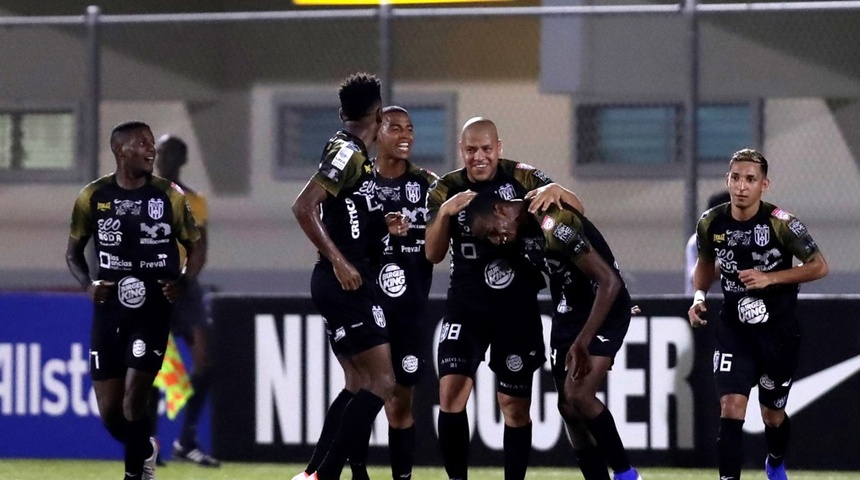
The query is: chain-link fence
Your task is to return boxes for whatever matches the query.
[1,1,859,294]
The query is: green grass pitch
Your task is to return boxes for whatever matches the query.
[0,461,858,480]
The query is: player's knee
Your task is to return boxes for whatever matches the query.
[761,408,785,427]
[498,394,531,426]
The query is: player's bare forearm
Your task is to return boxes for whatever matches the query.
[692,257,718,293]
[65,236,92,291]
[573,252,621,346]
[424,213,451,264]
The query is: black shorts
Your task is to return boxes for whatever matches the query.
[169,279,210,341]
[437,292,545,398]
[89,277,172,380]
[311,263,389,357]
[384,299,431,387]
[713,319,800,410]
[550,306,631,359]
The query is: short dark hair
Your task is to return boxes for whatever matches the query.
[730,148,768,177]
[338,73,381,121]
[110,120,150,148]
[464,190,504,230]
[158,135,188,163]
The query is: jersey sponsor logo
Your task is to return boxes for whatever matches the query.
[331,146,354,170]
[97,218,123,247]
[140,254,168,269]
[788,218,807,237]
[505,354,524,372]
[148,198,164,220]
[497,183,516,201]
[484,259,515,289]
[716,248,738,274]
[345,198,361,239]
[515,162,535,170]
[541,215,556,231]
[737,296,768,324]
[132,339,146,358]
[114,199,142,216]
[754,224,770,247]
[372,305,386,328]
[98,252,132,271]
[726,229,751,247]
[532,169,551,183]
[723,279,746,293]
[712,233,725,243]
[378,185,401,202]
[552,224,574,244]
[378,263,407,297]
[402,355,419,374]
[118,276,146,309]
[405,181,422,204]
[97,202,111,211]
[140,222,172,245]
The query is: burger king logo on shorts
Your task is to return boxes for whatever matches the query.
[378,263,407,297]
[402,355,419,373]
[118,276,146,309]
[132,339,146,358]
[484,259,514,290]
[506,354,524,372]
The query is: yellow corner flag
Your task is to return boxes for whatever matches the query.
[153,334,195,420]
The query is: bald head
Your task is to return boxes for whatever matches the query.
[461,117,499,142]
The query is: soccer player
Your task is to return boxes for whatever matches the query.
[147,134,220,467]
[346,105,439,480]
[66,120,203,480]
[425,117,583,480]
[291,73,396,480]
[466,192,643,480]
[688,149,828,480]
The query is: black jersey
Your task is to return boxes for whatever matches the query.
[696,201,820,325]
[311,131,385,266]
[519,205,630,322]
[427,159,552,299]
[374,161,439,307]
[69,173,200,287]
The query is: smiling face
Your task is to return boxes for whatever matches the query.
[460,120,501,184]
[469,203,521,246]
[118,127,156,178]
[377,110,413,161]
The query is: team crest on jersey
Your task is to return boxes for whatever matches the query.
[754,224,770,247]
[114,199,142,216]
[497,183,516,201]
[771,208,791,221]
[148,198,164,220]
[405,181,422,204]
[484,259,515,289]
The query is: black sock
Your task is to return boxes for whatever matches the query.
[148,387,160,438]
[765,415,791,467]
[717,417,744,480]
[438,410,470,480]
[348,421,372,480]
[389,425,415,480]
[575,446,610,480]
[503,423,532,480]
[306,389,354,473]
[316,390,385,480]
[179,371,212,448]
[585,408,631,474]
[103,414,128,444]
[124,419,152,476]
